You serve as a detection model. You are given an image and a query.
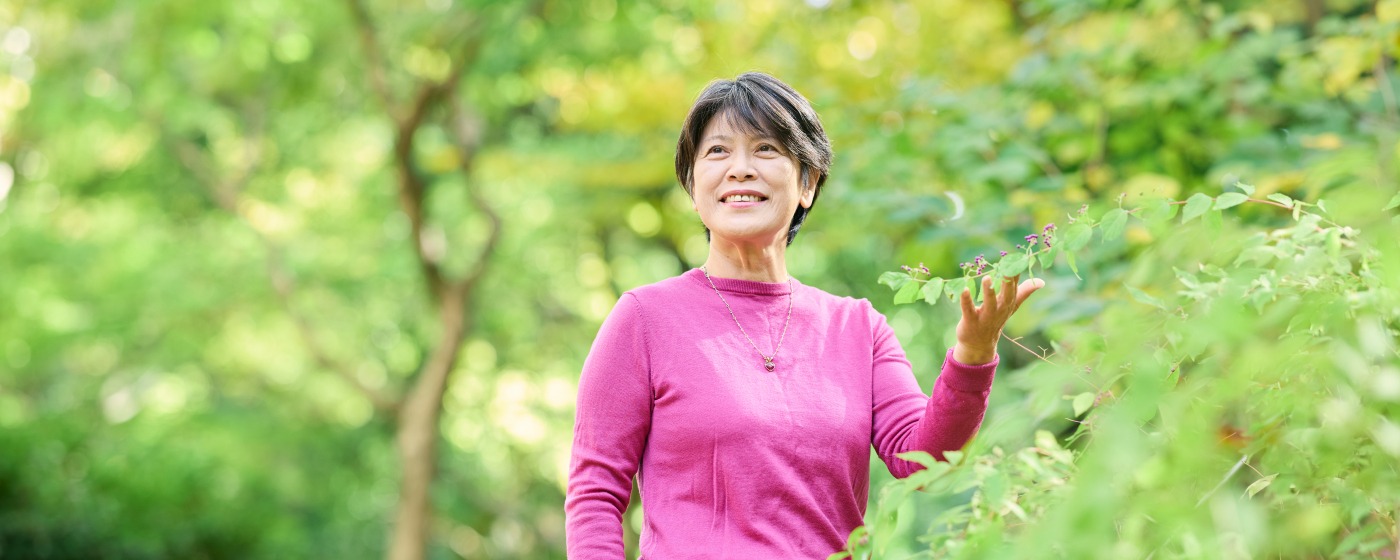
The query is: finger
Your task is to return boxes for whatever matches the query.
[1000,275,1018,311]
[1013,278,1046,310]
[981,275,997,313]
[960,287,975,318]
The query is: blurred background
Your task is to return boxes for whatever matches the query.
[1,0,1397,558]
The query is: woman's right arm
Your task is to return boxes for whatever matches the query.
[566,293,653,557]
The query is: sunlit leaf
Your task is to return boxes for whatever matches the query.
[1245,474,1278,498]
[1182,193,1213,223]
[1140,198,1177,222]
[921,278,945,305]
[1061,223,1092,250]
[1071,392,1095,416]
[1101,209,1128,240]
[894,280,921,304]
[896,450,941,469]
[1267,193,1294,207]
[999,253,1029,277]
[878,271,911,291]
[1213,193,1248,210]
[1126,285,1167,309]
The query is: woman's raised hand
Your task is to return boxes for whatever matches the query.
[952,275,1044,365]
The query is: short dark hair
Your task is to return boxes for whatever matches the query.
[674,72,833,246]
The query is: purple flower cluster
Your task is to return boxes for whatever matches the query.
[944,222,1062,278]
[901,262,931,275]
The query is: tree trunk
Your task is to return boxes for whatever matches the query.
[388,285,468,560]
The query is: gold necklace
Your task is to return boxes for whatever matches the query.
[701,266,794,372]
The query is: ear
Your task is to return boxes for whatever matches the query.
[798,171,817,209]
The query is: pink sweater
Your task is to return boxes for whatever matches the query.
[566,269,997,558]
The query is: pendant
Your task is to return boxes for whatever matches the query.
[764,357,775,372]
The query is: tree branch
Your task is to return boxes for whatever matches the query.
[344,0,398,120]
[164,127,401,416]
[447,99,502,296]
[387,26,488,302]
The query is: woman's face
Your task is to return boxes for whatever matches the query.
[690,113,814,246]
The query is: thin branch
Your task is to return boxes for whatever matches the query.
[1195,454,1249,507]
[447,99,502,295]
[344,0,398,120]
[1376,54,1398,124]
[265,248,401,415]
[1002,333,1056,364]
[164,125,400,416]
[1002,333,1104,394]
[388,26,488,302]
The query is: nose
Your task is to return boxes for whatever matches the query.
[726,152,756,182]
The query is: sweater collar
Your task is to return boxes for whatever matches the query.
[685,268,800,297]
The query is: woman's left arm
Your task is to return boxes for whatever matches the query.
[872,275,1042,478]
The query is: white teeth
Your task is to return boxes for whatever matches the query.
[724,194,763,203]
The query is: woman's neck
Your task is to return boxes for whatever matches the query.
[701,236,790,283]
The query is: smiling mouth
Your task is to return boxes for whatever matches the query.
[721,194,767,203]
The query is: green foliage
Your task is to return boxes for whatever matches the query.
[873,190,1399,557]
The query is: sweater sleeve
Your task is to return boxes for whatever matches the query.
[566,293,652,557]
[867,302,998,479]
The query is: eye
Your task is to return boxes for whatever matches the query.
[757,144,776,152]
[706,145,726,155]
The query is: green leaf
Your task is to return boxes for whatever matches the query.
[966,276,979,305]
[1037,247,1056,268]
[998,253,1029,277]
[1385,192,1400,211]
[1140,198,1177,222]
[1214,192,1248,210]
[1126,284,1167,309]
[1182,193,1213,223]
[1267,193,1294,207]
[1101,208,1128,240]
[1071,392,1095,416]
[1061,223,1092,250]
[1245,474,1278,498]
[1065,250,1081,279]
[1234,181,1256,196]
[921,278,945,305]
[894,280,921,305]
[896,450,941,469]
[878,271,911,291]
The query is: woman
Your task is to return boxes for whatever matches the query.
[566,72,1043,558]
